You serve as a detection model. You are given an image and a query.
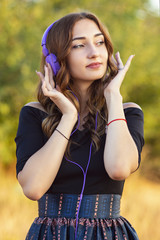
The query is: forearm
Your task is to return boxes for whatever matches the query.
[104,92,138,180]
[18,113,77,200]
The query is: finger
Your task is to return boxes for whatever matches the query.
[41,79,48,95]
[47,63,55,88]
[115,52,124,70]
[123,55,135,73]
[44,65,53,91]
[36,71,44,82]
[111,55,117,66]
[42,79,56,97]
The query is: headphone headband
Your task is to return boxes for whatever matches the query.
[41,21,56,48]
[41,21,60,76]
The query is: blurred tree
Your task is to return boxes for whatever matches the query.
[0,0,43,165]
[0,0,159,180]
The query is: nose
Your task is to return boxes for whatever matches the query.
[87,43,99,58]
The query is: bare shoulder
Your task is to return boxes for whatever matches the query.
[123,102,142,110]
[24,102,47,113]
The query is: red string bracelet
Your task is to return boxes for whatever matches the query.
[107,118,127,126]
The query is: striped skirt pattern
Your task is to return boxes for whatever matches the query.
[26,193,139,240]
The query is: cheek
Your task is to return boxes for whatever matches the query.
[67,55,75,75]
[68,54,83,73]
[67,58,80,78]
[67,53,79,69]
[103,49,108,62]
[101,46,108,59]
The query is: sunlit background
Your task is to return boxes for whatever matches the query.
[149,0,159,14]
[0,0,160,239]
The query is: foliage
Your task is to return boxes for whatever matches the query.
[0,0,159,179]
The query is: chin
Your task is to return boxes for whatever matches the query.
[89,72,105,80]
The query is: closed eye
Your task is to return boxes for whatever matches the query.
[72,44,84,49]
[96,40,105,46]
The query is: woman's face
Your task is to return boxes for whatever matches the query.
[67,19,108,86]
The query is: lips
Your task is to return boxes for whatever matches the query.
[86,62,102,69]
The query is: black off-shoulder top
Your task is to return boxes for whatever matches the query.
[15,106,144,196]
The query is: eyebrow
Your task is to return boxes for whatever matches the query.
[72,33,104,41]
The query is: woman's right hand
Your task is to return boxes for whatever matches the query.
[36,63,78,119]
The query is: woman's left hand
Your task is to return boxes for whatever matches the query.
[104,52,135,98]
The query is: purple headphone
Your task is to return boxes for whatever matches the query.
[42,21,99,240]
[41,21,60,76]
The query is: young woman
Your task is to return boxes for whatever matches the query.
[15,12,144,240]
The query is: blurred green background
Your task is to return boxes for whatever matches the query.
[0,0,159,180]
[0,0,160,239]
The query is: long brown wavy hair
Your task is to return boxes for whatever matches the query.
[37,12,118,153]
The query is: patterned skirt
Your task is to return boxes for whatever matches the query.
[26,193,139,240]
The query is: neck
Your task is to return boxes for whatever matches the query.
[73,81,91,113]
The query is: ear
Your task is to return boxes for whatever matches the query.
[46,53,60,76]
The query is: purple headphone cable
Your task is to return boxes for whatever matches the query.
[41,21,98,237]
[64,109,98,240]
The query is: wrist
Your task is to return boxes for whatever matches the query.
[105,91,125,121]
[105,91,123,107]
[62,112,78,124]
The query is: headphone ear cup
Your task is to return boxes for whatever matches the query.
[46,53,60,76]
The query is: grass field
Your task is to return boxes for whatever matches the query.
[0,167,160,240]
